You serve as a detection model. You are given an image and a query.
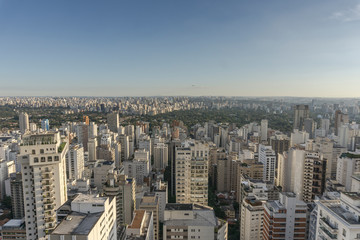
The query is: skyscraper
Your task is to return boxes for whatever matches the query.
[175,141,209,206]
[19,112,29,134]
[19,132,68,240]
[41,119,49,131]
[293,105,309,130]
[107,112,119,133]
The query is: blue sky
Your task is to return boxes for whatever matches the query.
[0,0,360,97]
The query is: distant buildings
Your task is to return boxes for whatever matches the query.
[293,105,309,131]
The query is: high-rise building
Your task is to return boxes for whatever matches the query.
[82,115,90,125]
[261,119,268,142]
[240,197,264,240]
[153,179,168,222]
[163,203,228,240]
[304,118,316,139]
[107,112,119,133]
[175,141,209,206]
[337,152,360,191]
[19,112,29,134]
[258,144,276,183]
[76,122,88,151]
[66,144,84,180]
[335,110,349,135]
[139,193,159,240]
[88,122,98,138]
[154,143,168,170]
[87,137,97,161]
[270,133,290,156]
[263,192,307,240]
[10,173,24,219]
[103,171,136,228]
[19,132,68,240]
[49,194,117,240]
[315,192,360,240]
[126,210,154,240]
[41,119,50,131]
[293,105,309,131]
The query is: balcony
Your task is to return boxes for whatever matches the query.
[320,217,338,235]
[319,226,337,239]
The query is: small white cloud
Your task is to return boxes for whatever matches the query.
[331,4,360,22]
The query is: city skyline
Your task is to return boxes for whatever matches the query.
[1,0,360,97]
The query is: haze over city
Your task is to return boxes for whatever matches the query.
[1,0,360,97]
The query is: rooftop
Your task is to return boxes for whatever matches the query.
[128,210,146,229]
[51,211,103,235]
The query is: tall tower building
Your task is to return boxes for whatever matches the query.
[107,112,119,133]
[258,144,276,183]
[66,144,84,180]
[102,171,136,228]
[154,143,168,170]
[261,119,268,142]
[139,193,159,240]
[263,192,307,240]
[293,105,309,131]
[19,132,68,240]
[19,112,29,134]
[41,119,50,131]
[175,141,209,206]
[10,173,24,219]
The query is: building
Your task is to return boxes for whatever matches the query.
[41,119,50,131]
[153,180,168,222]
[19,132,68,240]
[107,112,119,133]
[0,219,26,240]
[10,173,24,219]
[315,192,360,240]
[163,203,228,240]
[303,118,316,139]
[0,159,15,199]
[336,152,360,191]
[19,112,29,134]
[261,119,268,142]
[175,141,209,206]
[263,192,307,240]
[153,143,168,170]
[293,105,309,131]
[240,197,264,240]
[302,152,327,202]
[124,152,150,186]
[139,193,159,240]
[102,171,136,227]
[126,210,154,240]
[92,160,115,191]
[49,194,117,240]
[76,122,89,151]
[270,134,290,156]
[88,137,97,161]
[66,144,84,180]
[258,144,276,183]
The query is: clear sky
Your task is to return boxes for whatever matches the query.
[1,0,360,97]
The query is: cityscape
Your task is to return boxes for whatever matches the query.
[1,97,360,239]
[1,0,360,240]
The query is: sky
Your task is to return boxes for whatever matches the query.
[0,0,360,97]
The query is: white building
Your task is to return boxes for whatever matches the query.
[49,194,117,240]
[163,203,228,240]
[315,192,360,240]
[126,210,154,240]
[290,129,309,147]
[258,144,276,183]
[337,152,360,191]
[0,159,15,199]
[175,141,209,206]
[19,132,68,240]
[154,180,168,222]
[66,144,84,180]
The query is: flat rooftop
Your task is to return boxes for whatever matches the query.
[72,194,107,205]
[128,210,146,229]
[51,212,103,235]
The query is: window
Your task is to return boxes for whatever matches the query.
[343,229,346,237]
[41,157,46,162]
[32,150,36,154]
[34,158,39,163]
[40,149,44,154]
